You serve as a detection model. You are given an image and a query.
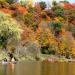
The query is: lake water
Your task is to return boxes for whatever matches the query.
[0,61,75,75]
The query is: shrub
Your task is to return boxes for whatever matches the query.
[6,0,16,4]
[52,0,57,6]
[16,6,28,15]
[52,6,64,17]
[28,7,36,13]
[15,41,40,60]
[20,0,28,7]
[21,13,38,31]
[23,13,33,26]
[50,21,62,36]
[0,1,10,8]
[0,12,21,50]
[39,1,47,10]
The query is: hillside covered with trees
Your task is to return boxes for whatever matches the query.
[0,0,75,62]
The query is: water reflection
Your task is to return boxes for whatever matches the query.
[0,61,75,75]
[7,63,15,75]
[41,62,75,75]
[2,64,7,75]
[1,63,15,75]
[15,61,41,75]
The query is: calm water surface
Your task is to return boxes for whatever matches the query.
[0,61,75,75]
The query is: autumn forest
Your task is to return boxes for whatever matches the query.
[0,0,75,62]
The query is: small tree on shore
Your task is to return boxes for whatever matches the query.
[0,12,21,51]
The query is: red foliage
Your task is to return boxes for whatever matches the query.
[60,3,75,10]
[63,3,73,9]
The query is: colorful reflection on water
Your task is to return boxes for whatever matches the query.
[0,61,75,75]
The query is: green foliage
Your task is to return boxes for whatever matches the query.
[6,0,16,4]
[23,13,33,26]
[0,0,6,2]
[28,7,36,13]
[0,0,9,8]
[39,1,47,10]
[52,6,64,17]
[41,46,56,55]
[20,0,28,7]
[59,0,69,3]
[51,22,62,32]
[21,13,38,31]
[41,46,49,54]
[55,7,64,17]
[0,12,21,49]
[50,21,62,36]
[52,0,57,6]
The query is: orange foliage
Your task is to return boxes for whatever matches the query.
[36,21,57,47]
[71,40,75,55]
[46,15,52,22]
[60,28,66,35]
[0,8,14,14]
[16,6,28,15]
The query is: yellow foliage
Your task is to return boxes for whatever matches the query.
[54,17,64,23]
[71,47,75,55]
